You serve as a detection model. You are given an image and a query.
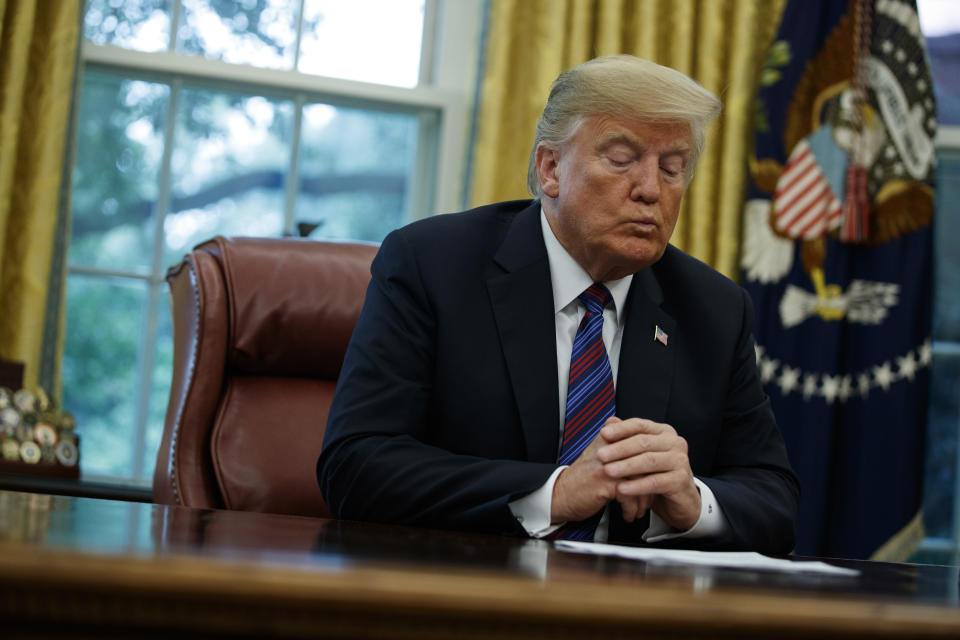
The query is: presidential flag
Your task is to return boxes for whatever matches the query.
[741,0,936,560]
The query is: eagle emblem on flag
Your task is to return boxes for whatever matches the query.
[740,0,936,560]
[743,0,936,328]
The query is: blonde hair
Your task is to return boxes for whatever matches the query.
[526,55,722,195]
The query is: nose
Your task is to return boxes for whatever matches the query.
[629,156,661,204]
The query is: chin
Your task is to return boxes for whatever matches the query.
[622,243,665,270]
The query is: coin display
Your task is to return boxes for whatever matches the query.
[0,407,20,430]
[14,423,32,443]
[13,389,35,414]
[33,388,50,412]
[55,440,78,467]
[34,423,57,446]
[19,440,41,464]
[2,439,19,461]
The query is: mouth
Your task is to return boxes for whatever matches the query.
[626,219,658,233]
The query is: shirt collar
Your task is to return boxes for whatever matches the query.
[540,209,632,324]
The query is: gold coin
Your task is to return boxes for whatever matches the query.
[13,389,35,414]
[34,388,50,412]
[0,407,20,429]
[1,439,19,461]
[60,412,76,431]
[14,423,32,443]
[19,440,41,464]
[34,423,58,446]
[55,440,78,467]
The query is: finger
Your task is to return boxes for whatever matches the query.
[618,493,652,522]
[600,418,673,443]
[602,443,690,477]
[551,458,619,523]
[619,495,639,522]
[596,431,679,464]
[614,468,692,497]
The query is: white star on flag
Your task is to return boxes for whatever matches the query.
[821,375,841,405]
[838,375,853,403]
[778,366,801,396]
[761,357,780,384]
[802,373,819,400]
[857,373,872,398]
[873,362,895,391]
[896,352,918,381]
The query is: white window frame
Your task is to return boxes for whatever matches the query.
[69,0,485,486]
[914,123,960,563]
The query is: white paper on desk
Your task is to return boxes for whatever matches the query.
[554,541,859,576]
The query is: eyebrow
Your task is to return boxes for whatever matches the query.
[595,132,690,158]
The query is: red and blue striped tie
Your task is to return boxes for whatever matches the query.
[554,283,615,541]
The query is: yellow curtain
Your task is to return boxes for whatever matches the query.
[0,0,80,391]
[470,0,785,279]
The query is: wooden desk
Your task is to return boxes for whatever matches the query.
[0,490,958,639]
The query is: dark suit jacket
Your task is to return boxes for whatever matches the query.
[318,199,799,553]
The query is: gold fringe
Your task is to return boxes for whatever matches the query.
[869,510,925,563]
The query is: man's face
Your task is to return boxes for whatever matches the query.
[538,114,692,282]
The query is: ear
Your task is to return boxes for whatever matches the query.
[535,143,561,198]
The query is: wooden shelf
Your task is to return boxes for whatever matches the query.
[0,459,79,480]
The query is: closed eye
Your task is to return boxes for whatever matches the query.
[602,142,636,168]
[605,151,635,168]
[660,159,685,179]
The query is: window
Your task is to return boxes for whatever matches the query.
[914,0,960,563]
[64,0,483,485]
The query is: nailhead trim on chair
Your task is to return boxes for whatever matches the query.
[167,256,203,506]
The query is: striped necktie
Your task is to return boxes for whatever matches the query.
[554,283,616,541]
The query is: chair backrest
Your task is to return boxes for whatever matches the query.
[153,236,378,517]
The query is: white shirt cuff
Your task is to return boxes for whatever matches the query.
[643,477,727,543]
[509,466,566,538]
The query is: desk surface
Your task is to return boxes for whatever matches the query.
[1,490,958,639]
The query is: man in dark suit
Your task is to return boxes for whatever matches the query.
[318,55,799,553]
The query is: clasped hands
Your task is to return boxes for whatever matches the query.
[551,417,701,531]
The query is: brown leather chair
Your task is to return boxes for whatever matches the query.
[153,236,378,517]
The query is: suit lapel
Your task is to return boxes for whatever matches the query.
[616,267,676,423]
[486,203,560,464]
[608,267,677,545]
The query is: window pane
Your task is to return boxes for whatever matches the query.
[933,148,960,341]
[919,0,960,124]
[142,292,173,483]
[84,0,172,52]
[927,37,960,125]
[176,0,301,69]
[165,89,292,265]
[922,349,960,538]
[295,104,418,242]
[71,74,169,272]
[299,0,424,87]
[63,276,146,479]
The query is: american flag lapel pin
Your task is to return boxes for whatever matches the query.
[654,325,669,347]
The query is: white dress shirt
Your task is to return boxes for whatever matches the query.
[508,211,728,543]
